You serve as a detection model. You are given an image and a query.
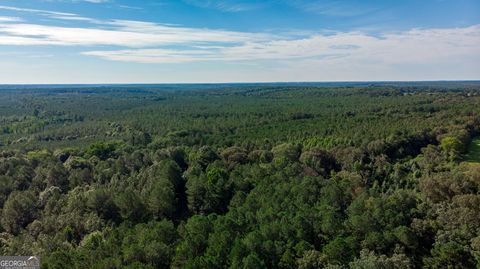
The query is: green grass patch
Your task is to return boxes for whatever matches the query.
[465,138,480,163]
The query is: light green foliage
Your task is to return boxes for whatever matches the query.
[440,136,465,161]
[349,249,412,269]
[87,141,118,160]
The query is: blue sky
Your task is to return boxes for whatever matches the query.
[0,0,479,83]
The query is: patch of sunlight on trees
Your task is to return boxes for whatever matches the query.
[465,138,480,163]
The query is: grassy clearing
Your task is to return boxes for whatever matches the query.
[465,138,480,163]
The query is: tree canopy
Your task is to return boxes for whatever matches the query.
[0,83,480,268]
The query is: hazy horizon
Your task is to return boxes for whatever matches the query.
[0,80,480,87]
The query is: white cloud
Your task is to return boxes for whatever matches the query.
[118,5,143,10]
[80,25,480,66]
[84,48,218,63]
[0,19,270,47]
[0,5,75,16]
[0,5,269,46]
[0,16,22,22]
[0,4,478,81]
[0,5,478,67]
[49,15,100,22]
[0,4,106,23]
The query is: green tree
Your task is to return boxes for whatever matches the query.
[440,136,464,161]
[349,249,412,269]
[87,142,117,160]
[173,215,214,268]
[186,166,230,214]
[423,242,476,269]
[1,191,37,234]
[114,190,147,222]
[122,220,177,268]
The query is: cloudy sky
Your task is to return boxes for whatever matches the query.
[0,0,479,83]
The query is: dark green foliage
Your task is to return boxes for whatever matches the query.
[114,190,147,222]
[423,242,476,269]
[86,188,119,222]
[173,215,214,268]
[121,220,177,268]
[466,138,480,162]
[1,190,37,235]
[185,166,231,215]
[0,84,480,268]
[300,148,339,176]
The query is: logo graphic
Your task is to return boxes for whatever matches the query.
[26,257,40,267]
[0,256,41,269]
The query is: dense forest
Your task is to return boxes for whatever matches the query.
[0,83,480,268]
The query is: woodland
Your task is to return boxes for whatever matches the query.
[0,83,479,268]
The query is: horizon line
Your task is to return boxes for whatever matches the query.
[1,79,480,86]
